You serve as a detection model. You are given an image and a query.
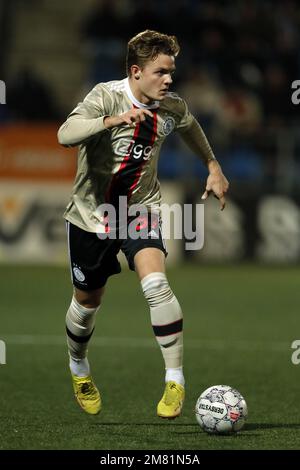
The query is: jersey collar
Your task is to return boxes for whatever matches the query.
[124,78,159,110]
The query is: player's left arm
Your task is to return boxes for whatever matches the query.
[177,102,229,210]
[203,158,229,211]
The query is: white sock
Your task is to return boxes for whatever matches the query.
[66,296,99,361]
[69,356,90,377]
[166,366,185,386]
[141,272,184,370]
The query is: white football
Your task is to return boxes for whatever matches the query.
[195,385,248,434]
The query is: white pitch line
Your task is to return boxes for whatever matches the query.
[0,334,290,352]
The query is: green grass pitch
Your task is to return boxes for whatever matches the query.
[0,263,300,450]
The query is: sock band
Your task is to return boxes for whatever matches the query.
[152,319,183,337]
[66,296,99,360]
[66,326,95,344]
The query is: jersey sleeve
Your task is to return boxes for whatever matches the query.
[175,97,194,131]
[176,98,216,164]
[57,84,113,146]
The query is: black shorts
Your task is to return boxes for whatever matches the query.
[66,214,167,291]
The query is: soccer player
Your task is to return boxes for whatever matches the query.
[57,30,229,418]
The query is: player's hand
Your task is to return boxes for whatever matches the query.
[120,108,153,126]
[201,160,229,211]
[104,109,153,129]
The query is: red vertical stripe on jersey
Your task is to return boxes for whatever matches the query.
[128,110,158,200]
[105,108,158,204]
[105,120,141,202]
[118,120,141,172]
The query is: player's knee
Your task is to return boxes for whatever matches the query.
[74,287,104,309]
[141,272,174,308]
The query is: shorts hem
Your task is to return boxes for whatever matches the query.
[124,243,167,271]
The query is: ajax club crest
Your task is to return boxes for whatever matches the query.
[162,117,175,135]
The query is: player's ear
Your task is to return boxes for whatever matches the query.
[131,65,141,80]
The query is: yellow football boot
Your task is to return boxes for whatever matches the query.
[71,374,101,415]
[157,381,185,419]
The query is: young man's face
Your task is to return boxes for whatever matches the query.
[133,54,176,103]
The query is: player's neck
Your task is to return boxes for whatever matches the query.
[127,77,155,107]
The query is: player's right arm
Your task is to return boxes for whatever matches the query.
[57,84,152,147]
[57,84,112,147]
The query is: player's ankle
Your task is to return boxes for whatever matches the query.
[165,367,185,386]
[69,356,90,377]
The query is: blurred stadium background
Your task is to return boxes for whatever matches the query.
[1,0,300,264]
[1,0,300,451]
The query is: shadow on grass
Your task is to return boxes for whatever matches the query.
[175,422,300,437]
[90,422,300,435]
[245,423,300,431]
[91,422,198,427]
